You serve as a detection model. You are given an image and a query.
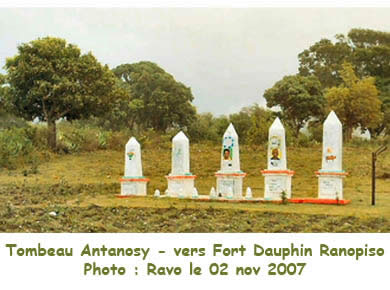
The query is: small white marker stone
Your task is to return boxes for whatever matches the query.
[246,187,253,199]
[192,187,199,198]
[210,187,217,198]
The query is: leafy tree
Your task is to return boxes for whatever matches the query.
[4,37,117,150]
[263,74,325,137]
[298,28,390,137]
[0,74,5,110]
[229,106,253,143]
[246,105,275,146]
[298,37,353,88]
[186,112,219,142]
[112,61,196,132]
[325,62,382,140]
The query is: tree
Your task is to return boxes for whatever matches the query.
[246,105,275,146]
[263,74,325,137]
[0,74,5,110]
[4,37,118,150]
[229,106,253,144]
[298,28,390,137]
[113,61,196,132]
[325,62,382,140]
[298,37,353,88]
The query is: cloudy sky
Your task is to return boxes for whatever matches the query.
[0,7,389,115]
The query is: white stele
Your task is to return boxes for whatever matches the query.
[262,118,294,200]
[267,117,287,170]
[171,131,190,175]
[215,123,246,198]
[121,137,148,196]
[125,137,143,177]
[220,123,240,172]
[154,189,160,197]
[166,131,196,198]
[317,111,347,199]
[322,111,343,171]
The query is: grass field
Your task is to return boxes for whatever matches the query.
[0,142,389,232]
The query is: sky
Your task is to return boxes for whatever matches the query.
[1,6,390,115]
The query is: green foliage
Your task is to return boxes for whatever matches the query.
[325,62,383,140]
[187,105,275,146]
[299,37,353,88]
[0,111,30,130]
[229,107,252,144]
[263,74,325,137]
[186,113,220,142]
[4,36,118,150]
[298,28,390,137]
[0,127,35,169]
[112,61,196,132]
[56,121,128,153]
[307,122,323,143]
[246,105,274,146]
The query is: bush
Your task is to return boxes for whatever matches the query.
[0,127,35,169]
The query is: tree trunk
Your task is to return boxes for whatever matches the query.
[47,118,57,151]
[295,126,301,138]
[344,126,353,142]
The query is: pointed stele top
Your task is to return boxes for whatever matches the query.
[171,131,191,176]
[220,123,241,172]
[322,111,343,171]
[127,136,140,146]
[124,136,143,177]
[324,111,342,130]
[173,131,188,142]
[224,123,238,138]
[267,117,287,170]
[270,117,285,134]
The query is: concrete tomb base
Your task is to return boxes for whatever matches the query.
[215,172,247,199]
[261,170,294,200]
[316,171,348,200]
[120,177,149,196]
[166,175,196,198]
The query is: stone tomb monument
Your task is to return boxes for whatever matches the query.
[215,123,246,198]
[166,131,197,198]
[261,118,295,200]
[120,137,149,196]
[316,111,348,199]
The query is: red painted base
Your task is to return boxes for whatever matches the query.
[114,194,351,205]
[115,194,145,199]
[288,198,351,205]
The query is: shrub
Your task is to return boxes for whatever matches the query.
[0,127,35,169]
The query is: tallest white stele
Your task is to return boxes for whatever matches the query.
[322,111,343,171]
[316,111,348,199]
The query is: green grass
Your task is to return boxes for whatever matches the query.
[0,143,389,232]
